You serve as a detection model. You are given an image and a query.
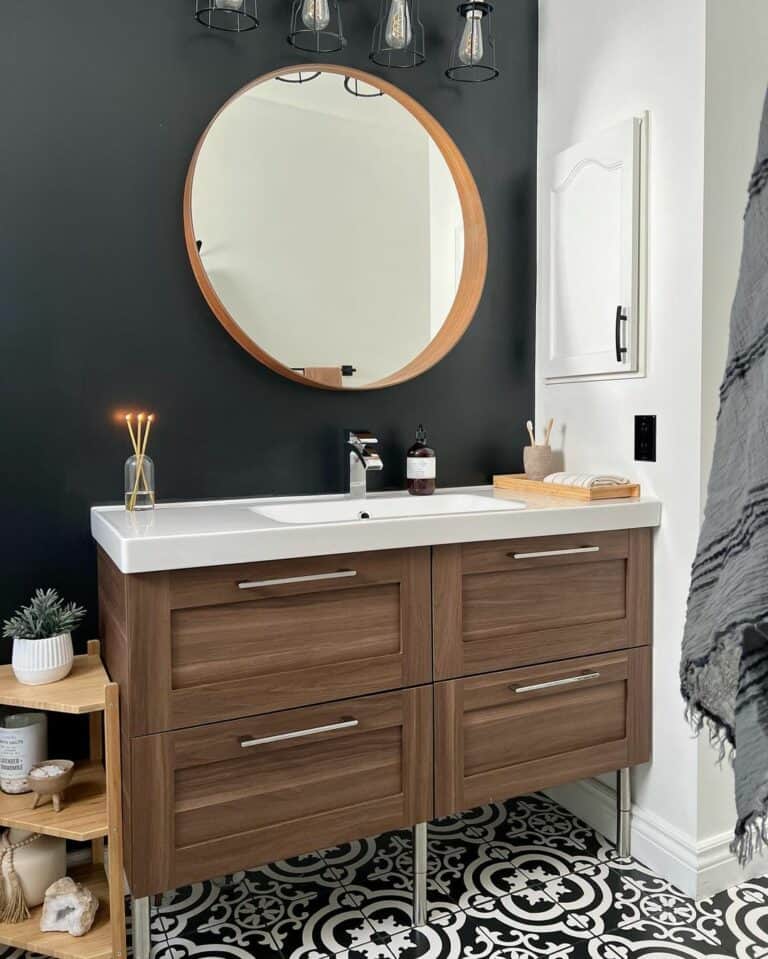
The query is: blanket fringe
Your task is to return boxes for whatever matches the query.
[683,701,735,765]
[732,808,768,866]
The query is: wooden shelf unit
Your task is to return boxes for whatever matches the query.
[0,640,125,959]
[0,862,113,959]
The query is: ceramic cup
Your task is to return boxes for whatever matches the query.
[523,445,556,481]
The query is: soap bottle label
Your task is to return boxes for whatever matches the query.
[407,457,436,480]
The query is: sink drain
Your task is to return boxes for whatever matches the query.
[358,511,371,520]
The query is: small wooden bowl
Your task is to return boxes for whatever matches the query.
[29,760,74,813]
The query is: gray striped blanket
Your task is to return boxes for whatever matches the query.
[681,89,768,864]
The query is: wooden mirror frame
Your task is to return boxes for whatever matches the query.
[183,64,488,391]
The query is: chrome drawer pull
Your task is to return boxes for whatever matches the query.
[509,546,600,560]
[512,671,601,694]
[240,718,359,748]
[238,570,357,589]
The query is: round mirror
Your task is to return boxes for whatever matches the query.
[184,65,487,389]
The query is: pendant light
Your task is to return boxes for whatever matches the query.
[194,0,259,32]
[288,0,345,53]
[446,1,498,82]
[370,0,425,68]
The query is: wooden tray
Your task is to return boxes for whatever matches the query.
[493,473,641,501]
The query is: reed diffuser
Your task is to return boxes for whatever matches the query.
[124,413,156,511]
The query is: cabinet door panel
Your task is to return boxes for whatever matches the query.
[121,547,431,734]
[542,116,645,380]
[131,687,433,897]
[435,648,651,818]
[433,528,650,680]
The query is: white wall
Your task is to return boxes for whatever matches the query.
[537,0,768,897]
[536,0,707,893]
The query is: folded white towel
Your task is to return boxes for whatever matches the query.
[543,472,631,488]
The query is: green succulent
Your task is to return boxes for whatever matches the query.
[2,588,86,641]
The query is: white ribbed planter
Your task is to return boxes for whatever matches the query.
[11,633,74,686]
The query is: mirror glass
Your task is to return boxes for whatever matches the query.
[187,69,474,389]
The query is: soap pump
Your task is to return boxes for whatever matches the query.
[406,424,436,496]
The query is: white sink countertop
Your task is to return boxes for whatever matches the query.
[91,485,662,574]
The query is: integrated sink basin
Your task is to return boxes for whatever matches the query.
[253,492,526,526]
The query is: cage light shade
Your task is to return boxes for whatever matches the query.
[343,75,385,97]
[288,0,345,53]
[370,0,425,68]
[276,70,322,83]
[195,0,259,31]
[446,1,498,82]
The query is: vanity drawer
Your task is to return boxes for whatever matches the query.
[104,547,432,735]
[130,686,433,896]
[434,647,651,818]
[432,528,650,680]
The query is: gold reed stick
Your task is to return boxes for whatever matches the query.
[128,415,143,511]
[125,414,152,500]
[127,413,155,510]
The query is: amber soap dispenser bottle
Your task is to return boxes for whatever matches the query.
[407,424,436,496]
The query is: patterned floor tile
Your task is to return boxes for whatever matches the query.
[704,876,768,958]
[24,794,762,959]
[597,928,741,958]
[157,878,282,956]
[588,861,768,959]
[429,837,529,914]
[505,825,617,885]
[541,857,740,946]
[385,909,493,958]
[467,882,597,944]
[237,860,373,959]
[321,830,459,937]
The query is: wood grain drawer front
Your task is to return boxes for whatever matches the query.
[433,528,650,680]
[130,548,431,735]
[435,648,651,818]
[131,687,433,896]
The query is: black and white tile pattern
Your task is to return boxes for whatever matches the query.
[3,795,766,959]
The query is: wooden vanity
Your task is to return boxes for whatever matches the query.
[97,524,652,917]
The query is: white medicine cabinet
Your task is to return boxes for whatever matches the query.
[541,115,647,382]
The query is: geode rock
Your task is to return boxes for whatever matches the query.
[39,877,98,937]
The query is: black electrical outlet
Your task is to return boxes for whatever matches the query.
[635,415,656,462]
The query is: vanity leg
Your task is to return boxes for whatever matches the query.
[616,768,632,858]
[132,896,151,959]
[412,822,428,927]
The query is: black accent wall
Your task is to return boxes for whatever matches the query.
[0,0,537,646]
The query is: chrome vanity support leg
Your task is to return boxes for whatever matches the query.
[617,768,632,858]
[133,896,151,959]
[413,822,428,927]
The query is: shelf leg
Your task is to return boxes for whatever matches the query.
[133,896,151,959]
[88,640,105,866]
[616,767,632,858]
[105,682,127,959]
[412,822,427,927]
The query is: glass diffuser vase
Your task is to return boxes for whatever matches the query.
[124,455,156,511]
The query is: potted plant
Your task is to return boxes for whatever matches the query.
[2,589,86,686]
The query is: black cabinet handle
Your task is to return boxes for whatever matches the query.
[615,306,628,362]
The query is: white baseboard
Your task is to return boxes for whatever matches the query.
[544,777,768,899]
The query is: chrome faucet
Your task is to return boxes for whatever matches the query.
[346,430,383,498]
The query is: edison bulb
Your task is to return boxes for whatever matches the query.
[215,0,244,8]
[458,8,484,65]
[384,0,412,50]
[301,0,331,31]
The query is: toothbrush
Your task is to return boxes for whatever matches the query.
[544,417,554,446]
[526,420,536,446]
